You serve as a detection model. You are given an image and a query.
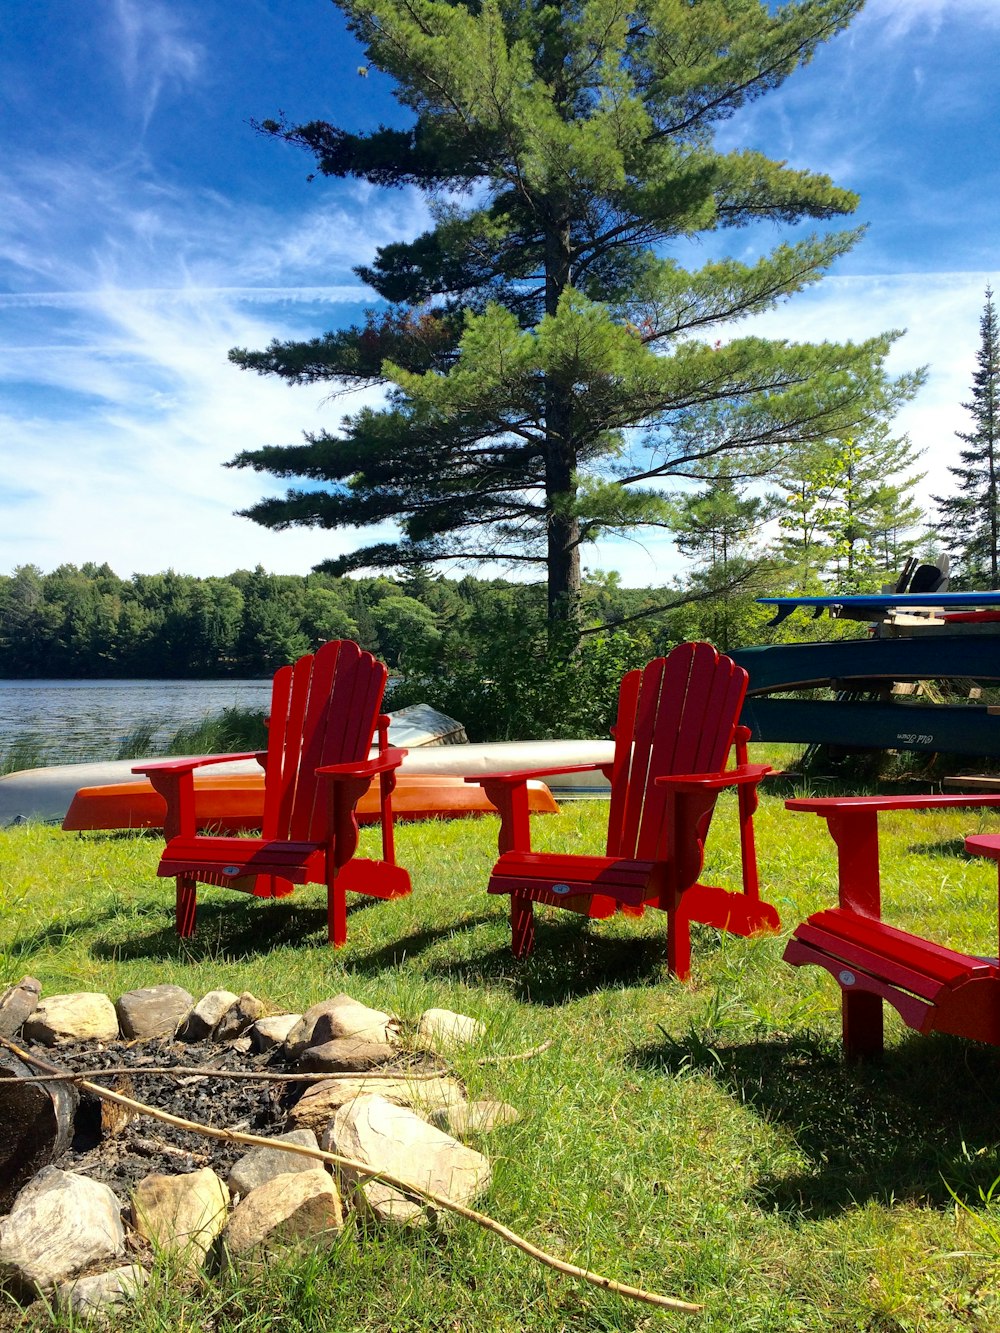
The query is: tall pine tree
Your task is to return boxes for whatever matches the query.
[934,287,1000,587]
[230,0,919,630]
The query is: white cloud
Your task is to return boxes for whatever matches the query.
[112,0,205,132]
[867,0,1000,37]
[0,144,433,580]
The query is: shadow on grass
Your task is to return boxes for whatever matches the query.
[88,895,382,963]
[633,1029,1000,1216]
[4,905,128,959]
[414,917,671,1005]
[906,837,976,859]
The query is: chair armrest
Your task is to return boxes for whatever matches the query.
[316,747,407,781]
[463,762,604,786]
[785,793,1000,920]
[786,794,1000,815]
[132,751,265,777]
[656,764,772,793]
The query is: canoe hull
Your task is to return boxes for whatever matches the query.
[62,771,558,833]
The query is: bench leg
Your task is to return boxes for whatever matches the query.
[843,989,884,1060]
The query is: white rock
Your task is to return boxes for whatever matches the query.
[56,1264,147,1317]
[228,1130,322,1196]
[131,1168,230,1267]
[289,1074,466,1133]
[0,1167,125,1293]
[430,1099,520,1137]
[286,994,394,1055]
[324,1093,491,1226]
[22,992,119,1045]
[251,1013,301,1052]
[416,1008,486,1049]
[223,1169,343,1256]
[176,990,240,1042]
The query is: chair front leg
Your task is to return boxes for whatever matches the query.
[481,778,532,855]
[176,875,197,938]
[665,903,692,981]
[327,870,347,948]
[511,893,535,958]
[843,990,885,1060]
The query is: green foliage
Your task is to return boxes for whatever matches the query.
[0,564,773,704]
[0,734,46,776]
[161,706,268,757]
[228,0,922,629]
[390,603,653,739]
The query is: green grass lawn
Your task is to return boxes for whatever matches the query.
[2,784,1000,1331]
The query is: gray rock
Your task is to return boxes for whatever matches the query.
[228,1130,322,1196]
[213,992,267,1042]
[323,1093,491,1226]
[0,975,41,1037]
[251,1013,301,1053]
[115,984,194,1039]
[0,1167,125,1293]
[223,1170,343,1256]
[22,992,119,1045]
[175,989,240,1042]
[131,1167,230,1268]
[297,1036,396,1073]
[56,1264,147,1318]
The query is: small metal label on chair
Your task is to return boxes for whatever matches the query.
[222,865,241,877]
[550,883,572,895]
[838,970,856,986]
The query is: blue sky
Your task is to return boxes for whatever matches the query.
[1,0,999,587]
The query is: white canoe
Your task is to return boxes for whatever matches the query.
[0,716,613,827]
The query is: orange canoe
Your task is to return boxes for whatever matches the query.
[62,771,557,833]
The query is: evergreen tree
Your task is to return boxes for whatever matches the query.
[774,425,924,590]
[933,287,1000,587]
[671,456,779,574]
[819,429,924,589]
[229,0,919,632]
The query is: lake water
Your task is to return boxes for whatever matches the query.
[0,679,274,764]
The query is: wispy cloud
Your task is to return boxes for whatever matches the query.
[0,131,430,578]
[112,0,205,132]
[868,0,1000,38]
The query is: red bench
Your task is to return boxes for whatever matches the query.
[782,796,1000,1058]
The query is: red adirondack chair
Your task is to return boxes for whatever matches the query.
[469,641,780,977]
[133,640,411,946]
[783,795,1000,1058]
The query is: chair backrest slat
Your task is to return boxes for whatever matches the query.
[260,641,387,843]
[606,642,748,860]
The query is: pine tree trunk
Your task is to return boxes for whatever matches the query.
[543,217,581,632]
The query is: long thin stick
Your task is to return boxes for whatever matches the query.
[15,1064,449,1085]
[1,1036,701,1314]
[15,1040,554,1084]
